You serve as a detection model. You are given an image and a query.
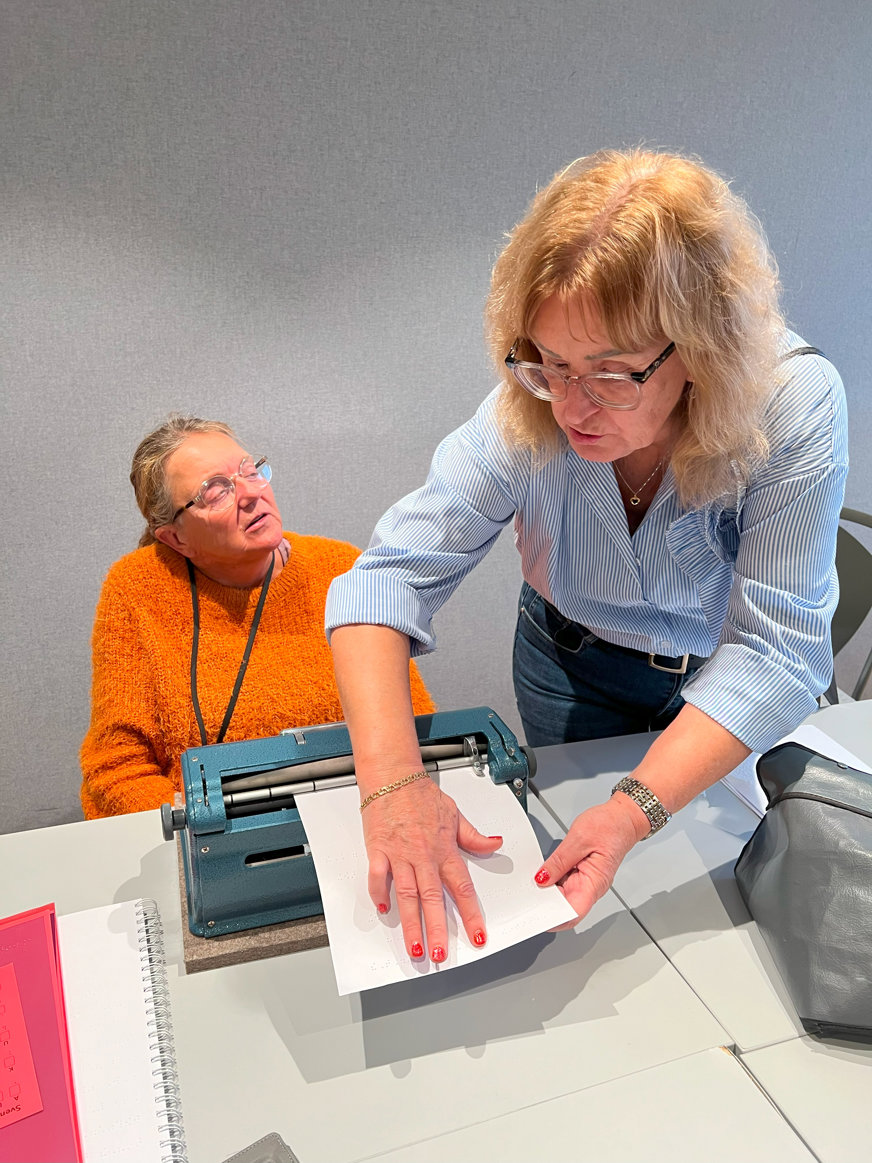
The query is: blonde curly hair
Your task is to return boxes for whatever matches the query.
[486,148,785,507]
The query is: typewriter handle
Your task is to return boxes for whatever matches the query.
[161,802,187,841]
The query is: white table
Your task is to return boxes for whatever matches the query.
[0,791,731,1163]
[807,700,872,761]
[742,1036,872,1162]
[367,1047,817,1163]
[4,703,867,1162]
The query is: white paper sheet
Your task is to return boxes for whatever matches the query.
[296,771,577,995]
[721,722,872,817]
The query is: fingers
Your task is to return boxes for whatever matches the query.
[369,846,451,961]
[531,799,633,886]
[415,867,450,962]
[453,813,498,946]
[456,811,503,856]
[367,849,392,914]
[442,853,488,950]
[556,868,608,922]
[532,802,638,926]
[532,831,581,887]
[392,861,429,960]
[388,861,454,961]
[369,848,489,958]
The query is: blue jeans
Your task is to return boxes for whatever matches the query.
[513,582,703,747]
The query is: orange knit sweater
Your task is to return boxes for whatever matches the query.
[80,532,435,818]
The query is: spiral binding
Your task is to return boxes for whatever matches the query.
[135,899,189,1163]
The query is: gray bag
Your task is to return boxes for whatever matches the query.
[734,742,872,1041]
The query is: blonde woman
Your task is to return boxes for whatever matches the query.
[326,149,847,964]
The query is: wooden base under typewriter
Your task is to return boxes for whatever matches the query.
[176,837,329,974]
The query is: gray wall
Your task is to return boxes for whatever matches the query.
[2,0,870,833]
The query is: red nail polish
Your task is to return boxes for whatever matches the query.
[410,942,424,958]
[473,929,486,947]
[534,868,550,885]
[431,945,446,963]
[488,835,503,842]
[377,903,388,914]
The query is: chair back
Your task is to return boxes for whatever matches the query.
[828,507,872,701]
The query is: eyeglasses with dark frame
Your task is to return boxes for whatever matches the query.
[171,456,272,521]
[504,341,676,410]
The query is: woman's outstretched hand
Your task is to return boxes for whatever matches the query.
[361,776,503,961]
[533,798,647,927]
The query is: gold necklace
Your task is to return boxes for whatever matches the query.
[613,459,665,507]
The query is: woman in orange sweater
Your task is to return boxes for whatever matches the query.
[80,415,434,818]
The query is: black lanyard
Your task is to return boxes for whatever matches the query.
[187,554,274,747]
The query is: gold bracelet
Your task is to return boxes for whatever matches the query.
[359,769,429,813]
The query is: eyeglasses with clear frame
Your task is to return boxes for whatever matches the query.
[172,456,272,521]
[504,340,676,410]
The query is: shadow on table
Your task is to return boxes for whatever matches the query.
[169,792,669,1083]
[226,792,663,1081]
[624,860,804,1030]
[358,911,632,1070]
[633,858,755,932]
[114,836,186,970]
[355,804,628,1059]
[250,893,654,1082]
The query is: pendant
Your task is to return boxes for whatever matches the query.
[629,495,641,507]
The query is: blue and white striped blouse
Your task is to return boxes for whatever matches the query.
[325,333,848,753]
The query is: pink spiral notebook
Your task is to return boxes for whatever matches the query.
[0,899,187,1163]
[0,903,82,1163]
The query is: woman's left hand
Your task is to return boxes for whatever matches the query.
[534,797,648,926]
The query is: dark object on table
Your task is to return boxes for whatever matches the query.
[735,742,872,1041]
[222,1131,300,1163]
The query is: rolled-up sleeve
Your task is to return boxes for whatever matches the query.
[683,353,849,752]
[326,392,523,655]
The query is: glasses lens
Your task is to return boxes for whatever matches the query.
[511,364,564,401]
[583,375,641,410]
[509,361,642,410]
[200,476,234,510]
[239,457,271,485]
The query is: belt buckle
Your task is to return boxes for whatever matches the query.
[648,652,689,675]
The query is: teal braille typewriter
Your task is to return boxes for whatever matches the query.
[161,707,534,938]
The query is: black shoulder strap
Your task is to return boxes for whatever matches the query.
[782,345,825,360]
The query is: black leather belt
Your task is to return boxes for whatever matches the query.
[541,598,708,676]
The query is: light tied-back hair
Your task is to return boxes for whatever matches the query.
[130,414,236,547]
[486,148,785,507]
